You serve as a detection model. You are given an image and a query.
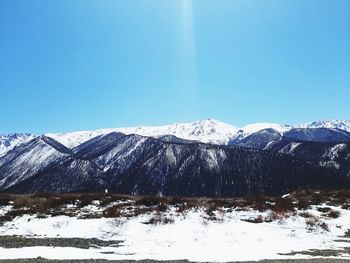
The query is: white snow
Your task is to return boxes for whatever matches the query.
[0,119,347,151]
[241,123,292,135]
[0,134,36,157]
[46,119,240,148]
[46,119,295,149]
[300,120,350,133]
[0,205,349,261]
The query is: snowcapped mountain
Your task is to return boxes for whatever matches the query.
[240,123,292,135]
[44,119,350,149]
[46,119,240,148]
[1,119,350,195]
[4,132,348,196]
[0,134,36,157]
[299,120,350,132]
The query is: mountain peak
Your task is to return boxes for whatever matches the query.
[300,120,350,132]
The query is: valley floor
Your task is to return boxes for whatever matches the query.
[0,191,350,262]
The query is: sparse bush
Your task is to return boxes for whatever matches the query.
[296,199,310,210]
[319,222,329,231]
[103,205,122,218]
[135,196,164,207]
[341,203,350,210]
[168,196,184,206]
[156,202,168,212]
[317,207,331,213]
[304,215,329,232]
[299,212,314,218]
[305,217,318,230]
[273,197,295,214]
[176,203,192,214]
[146,214,174,225]
[0,195,12,206]
[265,211,290,222]
[245,195,271,212]
[242,215,264,224]
[327,209,341,219]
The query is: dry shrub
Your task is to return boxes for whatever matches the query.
[167,196,183,206]
[156,202,168,212]
[341,203,350,210]
[333,190,350,200]
[319,222,329,231]
[204,202,225,221]
[317,207,331,213]
[305,215,328,231]
[0,195,12,206]
[103,205,122,218]
[77,193,104,207]
[299,212,314,218]
[273,197,295,214]
[135,196,165,207]
[12,196,51,214]
[305,217,318,230]
[327,209,341,219]
[129,207,152,217]
[146,214,174,225]
[242,215,264,224]
[265,211,290,222]
[296,199,311,210]
[244,195,271,212]
[176,203,193,214]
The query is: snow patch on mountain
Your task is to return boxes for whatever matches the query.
[241,123,292,135]
[47,119,240,148]
[0,134,36,157]
[12,119,350,150]
[300,120,350,132]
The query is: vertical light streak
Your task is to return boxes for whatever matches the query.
[182,0,198,106]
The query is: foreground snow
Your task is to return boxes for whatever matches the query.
[0,204,349,262]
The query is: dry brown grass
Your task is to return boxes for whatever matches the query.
[1,189,350,225]
[327,209,341,219]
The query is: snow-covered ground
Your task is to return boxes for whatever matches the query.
[0,201,349,262]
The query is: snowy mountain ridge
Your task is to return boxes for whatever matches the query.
[46,119,241,148]
[299,120,350,131]
[46,119,350,149]
[0,134,36,158]
[1,119,350,151]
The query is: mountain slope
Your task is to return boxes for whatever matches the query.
[105,140,347,197]
[1,133,349,196]
[7,157,105,193]
[284,128,350,142]
[229,128,283,149]
[0,134,36,157]
[0,136,71,190]
[267,140,350,177]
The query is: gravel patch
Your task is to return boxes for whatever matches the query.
[0,235,122,249]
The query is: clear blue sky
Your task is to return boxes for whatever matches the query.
[1,0,349,134]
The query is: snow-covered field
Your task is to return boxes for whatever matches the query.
[0,193,349,262]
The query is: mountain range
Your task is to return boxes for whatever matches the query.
[0,119,350,196]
